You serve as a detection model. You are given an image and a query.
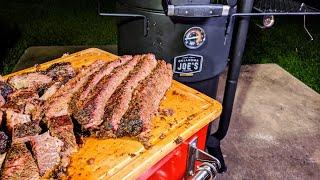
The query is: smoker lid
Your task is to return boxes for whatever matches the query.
[118,0,165,11]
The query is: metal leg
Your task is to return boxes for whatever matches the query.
[206,0,254,173]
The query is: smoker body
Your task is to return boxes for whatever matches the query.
[116,0,236,98]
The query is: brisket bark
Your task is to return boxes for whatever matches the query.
[45,60,106,118]
[71,55,132,113]
[96,54,157,137]
[5,110,41,142]
[1,143,40,179]
[30,132,64,176]
[0,79,14,101]
[74,57,139,129]
[8,72,52,90]
[45,62,76,83]
[0,131,8,153]
[117,60,173,137]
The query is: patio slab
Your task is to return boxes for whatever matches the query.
[214,64,320,180]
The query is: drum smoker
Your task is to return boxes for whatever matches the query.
[98,0,320,178]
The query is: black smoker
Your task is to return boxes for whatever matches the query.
[99,0,320,174]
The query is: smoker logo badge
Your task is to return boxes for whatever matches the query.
[173,54,203,75]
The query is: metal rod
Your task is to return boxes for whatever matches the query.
[213,0,254,141]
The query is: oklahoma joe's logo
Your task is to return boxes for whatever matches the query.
[173,54,203,74]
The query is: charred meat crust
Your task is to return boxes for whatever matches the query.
[45,62,76,83]
[117,61,173,138]
[0,81,14,101]
[96,54,157,137]
[0,131,8,153]
[74,57,139,129]
[1,143,40,179]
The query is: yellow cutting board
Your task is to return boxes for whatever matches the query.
[3,48,222,179]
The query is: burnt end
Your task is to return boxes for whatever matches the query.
[1,143,40,179]
[48,115,73,129]
[0,81,14,100]
[0,131,8,153]
[47,116,78,158]
[45,62,76,83]
[12,121,41,139]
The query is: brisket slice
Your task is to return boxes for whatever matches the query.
[74,57,139,129]
[45,60,106,118]
[30,132,64,176]
[96,54,157,137]
[71,55,132,112]
[117,60,173,137]
[1,143,40,179]
[8,72,52,89]
[45,62,76,83]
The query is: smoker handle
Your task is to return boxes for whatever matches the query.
[166,4,231,17]
[97,0,149,36]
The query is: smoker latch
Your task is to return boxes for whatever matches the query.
[167,4,230,17]
[186,137,221,180]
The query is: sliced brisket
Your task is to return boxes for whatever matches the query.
[8,72,52,89]
[96,54,157,137]
[45,60,106,118]
[117,60,173,137]
[30,132,64,176]
[72,55,132,111]
[1,143,40,179]
[74,57,139,129]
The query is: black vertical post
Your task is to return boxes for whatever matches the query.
[206,0,254,172]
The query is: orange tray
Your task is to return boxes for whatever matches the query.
[3,48,222,179]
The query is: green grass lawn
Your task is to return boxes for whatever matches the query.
[0,0,319,92]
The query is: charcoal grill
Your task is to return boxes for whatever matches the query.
[98,0,320,178]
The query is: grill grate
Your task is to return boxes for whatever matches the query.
[253,0,319,13]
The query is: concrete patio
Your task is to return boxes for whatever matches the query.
[13,46,320,179]
[215,64,320,180]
